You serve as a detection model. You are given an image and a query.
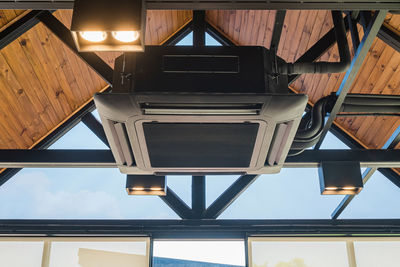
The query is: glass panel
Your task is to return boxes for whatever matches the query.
[206,33,222,46]
[220,169,343,219]
[176,32,193,46]
[249,239,349,267]
[206,175,239,207]
[0,168,179,219]
[153,241,245,266]
[320,132,350,149]
[339,171,400,219]
[354,241,400,267]
[167,175,192,207]
[49,240,149,267]
[49,121,108,149]
[0,241,43,267]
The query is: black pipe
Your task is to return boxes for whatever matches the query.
[343,94,400,106]
[341,104,400,114]
[294,95,335,141]
[279,11,351,74]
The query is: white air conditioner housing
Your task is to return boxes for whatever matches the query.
[94,93,307,174]
[94,46,307,175]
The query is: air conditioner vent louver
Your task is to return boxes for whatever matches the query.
[107,121,135,167]
[140,103,263,115]
[266,121,294,166]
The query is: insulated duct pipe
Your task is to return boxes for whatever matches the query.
[291,94,400,152]
[341,94,400,114]
[279,11,351,75]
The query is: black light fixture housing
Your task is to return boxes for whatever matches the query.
[318,161,363,195]
[126,175,166,196]
[70,0,145,52]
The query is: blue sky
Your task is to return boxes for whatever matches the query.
[0,33,399,220]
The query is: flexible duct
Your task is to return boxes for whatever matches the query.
[279,11,351,75]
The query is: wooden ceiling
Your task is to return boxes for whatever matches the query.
[0,10,192,150]
[0,9,398,160]
[208,10,400,152]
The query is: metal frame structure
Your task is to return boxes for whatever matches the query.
[0,8,399,236]
[0,0,399,10]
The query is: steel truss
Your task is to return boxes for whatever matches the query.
[0,9,399,229]
[0,1,399,10]
[0,219,400,238]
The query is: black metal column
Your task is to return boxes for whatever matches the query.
[192,176,206,218]
[193,10,206,47]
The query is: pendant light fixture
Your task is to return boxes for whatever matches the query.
[71,0,145,52]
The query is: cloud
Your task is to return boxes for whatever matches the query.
[0,170,122,219]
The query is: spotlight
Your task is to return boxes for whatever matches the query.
[79,31,107,42]
[126,175,166,196]
[318,161,363,195]
[71,0,145,52]
[112,31,140,43]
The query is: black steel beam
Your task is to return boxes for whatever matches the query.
[2,149,400,169]
[0,10,49,50]
[285,149,400,168]
[0,219,400,238]
[377,24,400,53]
[205,22,235,46]
[347,14,361,52]
[0,1,398,10]
[193,10,206,47]
[270,10,286,52]
[288,15,350,85]
[203,175,259,219]
[192,176,206,218]
[162,21,193,46]
[81,113,109,148]
[37,11,114,85]
[314,10,388,149]
[159,187,194,219]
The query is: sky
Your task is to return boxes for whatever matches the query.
[0,32,399,221]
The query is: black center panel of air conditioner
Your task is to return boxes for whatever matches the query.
[113,46,285,94]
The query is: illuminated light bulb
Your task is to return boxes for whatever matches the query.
[131,187,145,191]
[112,31,140,42]
[150,187,163,191]
[325,187,338,190]
[79,31,107,42]
[343,187,356,190]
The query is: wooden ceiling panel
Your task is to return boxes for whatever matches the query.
[209,10,399,152]
[206,10,333,63]
[385,13,400,31]
[0,20,108,149]
[0,9,192,150]
[0,10,25,29]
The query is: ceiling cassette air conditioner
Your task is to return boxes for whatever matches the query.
[94,46,308,175]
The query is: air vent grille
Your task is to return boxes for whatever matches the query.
[266,121,294,166]
[108,121,135,167]
[140,103,263,115]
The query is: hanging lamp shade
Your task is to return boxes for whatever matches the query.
[318,161,363,195]
[70,0,145,52]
